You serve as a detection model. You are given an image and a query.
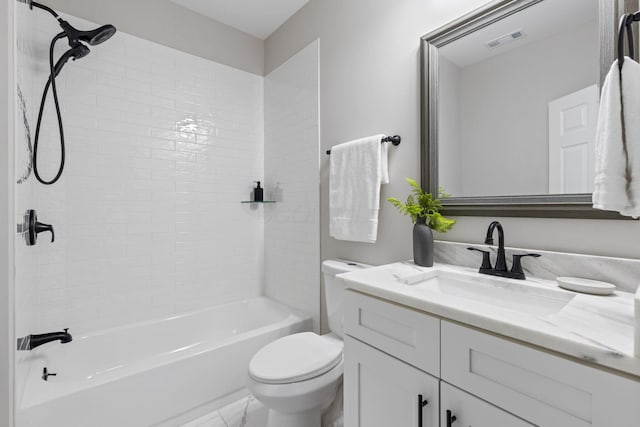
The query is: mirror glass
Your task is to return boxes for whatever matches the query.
[436,0,599,198]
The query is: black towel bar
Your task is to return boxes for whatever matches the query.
[326,135,401,155]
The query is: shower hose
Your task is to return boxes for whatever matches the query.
[33,33,67,185]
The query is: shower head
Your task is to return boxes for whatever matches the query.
[28,2,117,47]
[52,43,90,78]
[26,1,118,185]
[58,20,117,46]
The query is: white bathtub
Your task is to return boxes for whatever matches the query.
[19,297,311,427]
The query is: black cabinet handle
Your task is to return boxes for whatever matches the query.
[446,410,457,427]
[418,394,428,427]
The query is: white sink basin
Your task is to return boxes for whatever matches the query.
[410,270,575,317]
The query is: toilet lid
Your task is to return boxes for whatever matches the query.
[249,332,343,384]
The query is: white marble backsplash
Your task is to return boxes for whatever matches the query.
[434,241,640,294]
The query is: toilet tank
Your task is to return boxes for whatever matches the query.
[321,259,372,338]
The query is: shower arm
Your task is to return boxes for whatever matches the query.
[29,1,59,19]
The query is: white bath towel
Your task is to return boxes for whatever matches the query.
[329,134,388,243]
[593,57,640,217]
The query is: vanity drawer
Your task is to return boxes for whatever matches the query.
[441,382,534,427]
[344,290,439,376]
[441,321,640,427]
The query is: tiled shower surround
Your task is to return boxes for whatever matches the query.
[15,9,267,336]
[264,41,320,331]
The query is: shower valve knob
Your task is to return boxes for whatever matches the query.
[24,209,55,246]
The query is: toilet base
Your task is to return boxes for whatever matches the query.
[248,335,344,427]
[267,407,320,427]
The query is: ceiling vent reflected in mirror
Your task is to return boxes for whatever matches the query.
[485,29,526,49]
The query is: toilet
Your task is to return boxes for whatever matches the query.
[247,259,371,427]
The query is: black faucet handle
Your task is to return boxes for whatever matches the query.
[25,209,55,245]
[35,220,55,242]
[467,247,492,272]
[510,253,541,279]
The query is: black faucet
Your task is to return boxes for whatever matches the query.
[485,221,507,272]
[17,329,72,351]
[467,221,540,280]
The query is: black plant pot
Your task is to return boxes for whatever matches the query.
[413,217,434,267]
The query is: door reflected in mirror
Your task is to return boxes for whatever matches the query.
[437,0,599,198]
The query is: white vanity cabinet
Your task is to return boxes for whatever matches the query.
[440,321,640,427]
[440,383,533,427]
[344,290,640,427]
[344,336,439,427]
[343,290,441,427]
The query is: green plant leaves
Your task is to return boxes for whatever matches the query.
[386,178,456,232]
[428,212,456,233]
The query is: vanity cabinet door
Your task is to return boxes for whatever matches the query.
[344,290,440,376]
[441,321,640,427]
[440,382,534,427]
[344,336,439,427]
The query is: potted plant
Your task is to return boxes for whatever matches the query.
[387,178,456,267]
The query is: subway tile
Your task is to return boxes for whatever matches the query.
[98,72,152,93]
[97,118,152,136]
[152,149,196,163]
[151,128,197,143]
[17,12,267,335]
[97,94,152,115]
[76,57,126,77]
[127,90,175,109]
[127,67,175,89]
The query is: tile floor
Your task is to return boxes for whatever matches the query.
[182,395,267,427]
[183,385,344,427]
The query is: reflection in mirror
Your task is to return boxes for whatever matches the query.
[437,0,599,198]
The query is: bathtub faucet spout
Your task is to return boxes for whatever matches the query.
[17,328,72,351]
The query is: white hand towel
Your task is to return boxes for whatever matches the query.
[593,57,640,217]
[620,58,640,217]
[329,134,388,243]
[593,60,628,213]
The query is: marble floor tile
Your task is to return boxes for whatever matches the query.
[219,395,268,427]
[182,394,267,427]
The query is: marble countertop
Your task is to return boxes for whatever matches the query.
[340,261,640,378]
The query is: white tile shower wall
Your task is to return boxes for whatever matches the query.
[15,10,264,335]
[14,3,40,411]
[264,41,321,331]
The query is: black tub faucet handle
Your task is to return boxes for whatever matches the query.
[35,220,54,242]
[24,209,55,246]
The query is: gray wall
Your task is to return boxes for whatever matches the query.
[1,0,15,424]
[265,0,640,263]
[44,0,264,75]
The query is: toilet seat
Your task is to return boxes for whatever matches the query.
[249,332,343,384]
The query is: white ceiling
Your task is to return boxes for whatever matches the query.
[439,0,598,68]
[171,0,311,40]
